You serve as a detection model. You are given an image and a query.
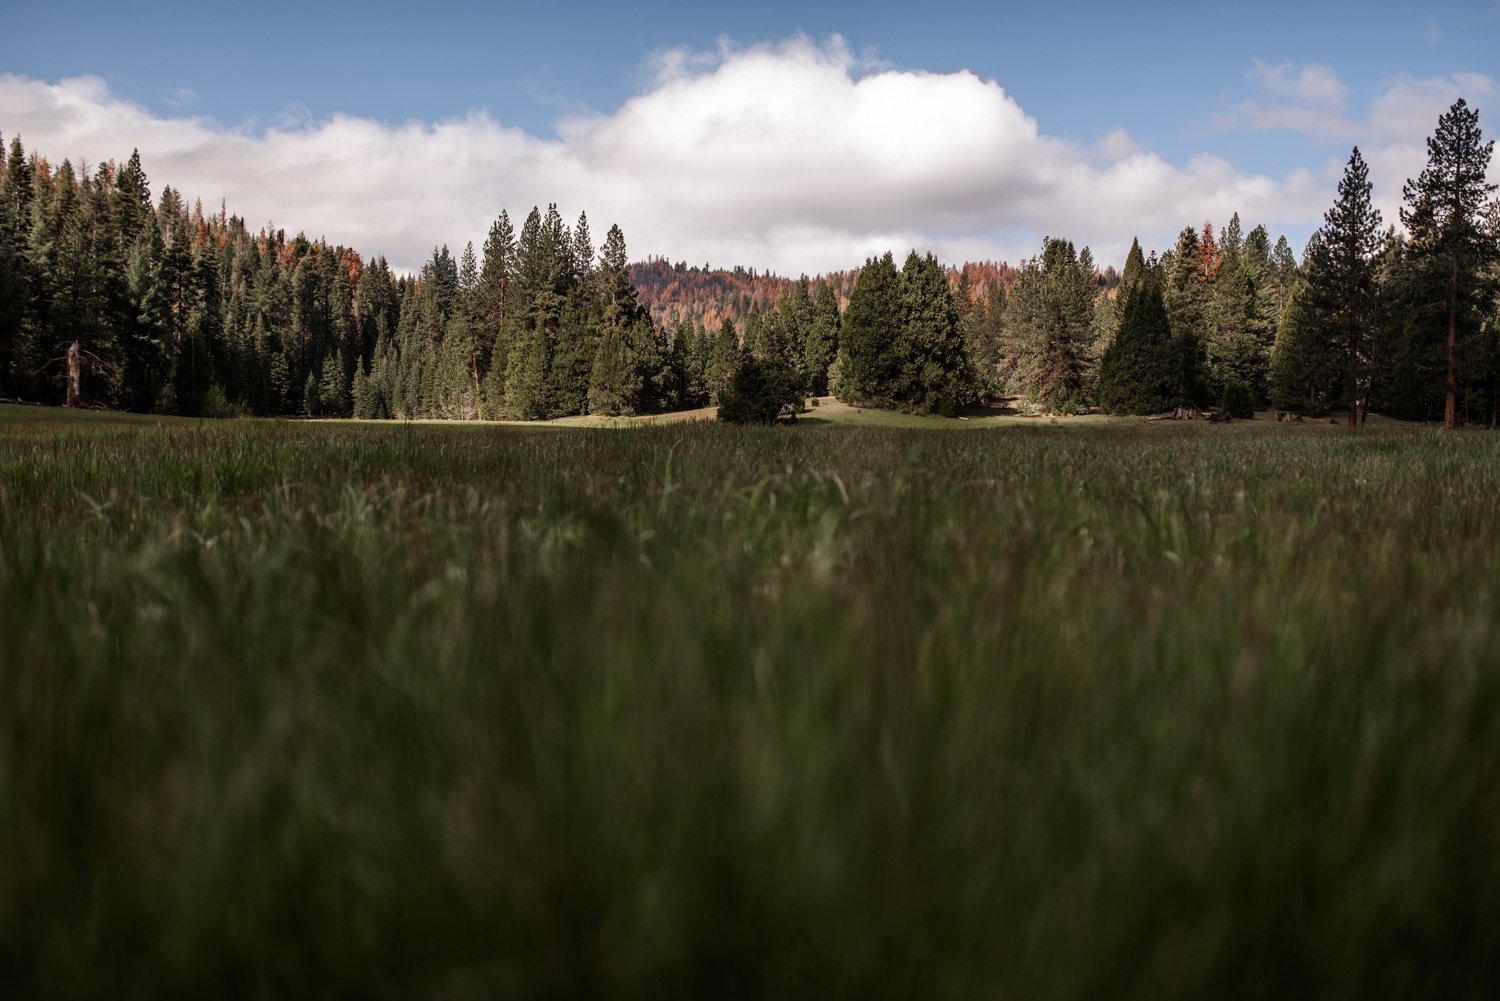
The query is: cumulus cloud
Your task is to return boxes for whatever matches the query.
[1214,61,1499,241]
[1217,60,1362,139]
[1251,60,1350,111]
[1358,73,1500,231]
[0,38,1451,275]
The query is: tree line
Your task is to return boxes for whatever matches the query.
[0,143,811,420]
[832,99,1497,426]
[1,99,1494,424]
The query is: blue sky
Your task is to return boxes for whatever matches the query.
[3,0,1498,274]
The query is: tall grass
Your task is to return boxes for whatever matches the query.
[3,415,1499,998]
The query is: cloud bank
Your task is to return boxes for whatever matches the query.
[0,37,1493,275]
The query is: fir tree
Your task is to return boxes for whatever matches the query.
[1001,239,1094,412]
[900,250,971,415]
[803,280,841,396]
[1269,267,1339,414]
[706,317,741,405]
[1098,278,1178,414]
[839,253,904,407]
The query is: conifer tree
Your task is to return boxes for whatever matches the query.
[839,252,904,407]
[0,136,35,396]
[1315,147,1384,427]
[900,250,971,414]
[1401,98,1497,427]
[1118,237,1147,309]
[1098,278,1178,414]
[1269,257,1339,414]
[803,280,841,395]
[706,317,741,405]
[1001,239,1094,411]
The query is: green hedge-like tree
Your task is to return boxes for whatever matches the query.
[1097,280,1179,414]
[716,355,798,425]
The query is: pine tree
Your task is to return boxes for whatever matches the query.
[1401,98,1497,427]
[0,136,35,396]
[1316,147,1384,427]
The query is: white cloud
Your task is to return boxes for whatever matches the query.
[0,39,1412,275]
[1362,73,1500,231]
[1214,62,1500,243]
[1217,60,1361,139]
[1250,60,1350,111]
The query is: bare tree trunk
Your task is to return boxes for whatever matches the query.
[1348,322,1359,430]
[1446,250,1458,429]
[65,341,81,408]
[471,354,484,421]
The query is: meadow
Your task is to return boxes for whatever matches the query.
[3,404,1499,999]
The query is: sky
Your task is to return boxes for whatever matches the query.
[2,0,1498,276]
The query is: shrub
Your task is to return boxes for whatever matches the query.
[1219,379,1256,420]
[716,356,798,425]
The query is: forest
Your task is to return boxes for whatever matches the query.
[0,99,1494,426]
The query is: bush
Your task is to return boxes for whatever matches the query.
[716,356,798,425]
[1219,379,1256,420]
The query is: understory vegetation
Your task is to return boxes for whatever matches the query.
[4,412,1500,997]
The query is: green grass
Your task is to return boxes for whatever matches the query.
[3,408,1500,999]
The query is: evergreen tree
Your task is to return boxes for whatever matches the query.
[965,282,1006,400]
[839,252,905,407]
[716,354,798,424]
[587,327,641,415]
[1118,237,1147,310]
[1401,98,1497,427]
[1315,147,1384,427]
[1163,225,1207,344]
[0,136,36,397]
[1269,266,1339,414]
[1098,278,1178,414]
[900,250,971,414]
[1001,238,1094,412]
[351,360,372,419]
[706,317,741,405]
[504,325,551,419]
[803,280,841,396]
[317,348,350,415]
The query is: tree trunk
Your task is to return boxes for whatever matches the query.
[1446,249,1458,429]
[1348,320,1358,430]
[471,353,484,420]
[65,341,81,408]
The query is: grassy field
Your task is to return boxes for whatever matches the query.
[3,404,1500,998]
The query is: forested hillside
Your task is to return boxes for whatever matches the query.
[1,98,1494,424]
